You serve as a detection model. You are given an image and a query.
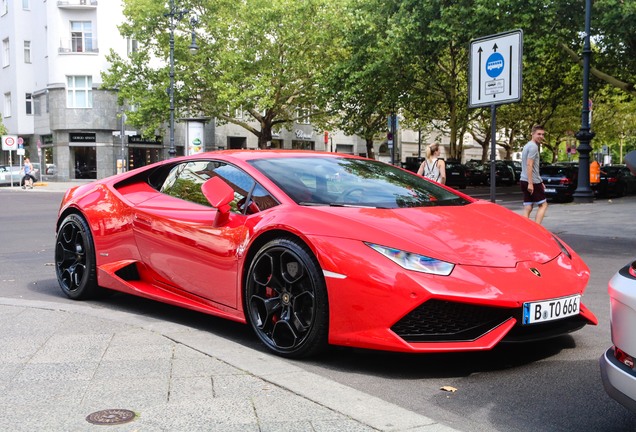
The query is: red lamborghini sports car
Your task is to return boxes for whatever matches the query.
[55,151,597,358]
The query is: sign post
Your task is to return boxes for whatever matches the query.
[2,135,18,187]
[469,30,523,202]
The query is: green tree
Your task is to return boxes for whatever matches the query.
[315,0,403,159]
[102,0,345,148]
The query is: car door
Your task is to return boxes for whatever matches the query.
[131,160,259,309]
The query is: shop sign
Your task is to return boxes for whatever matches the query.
[70,132,96,143]
[128,135,163,145]
[294,129,314,140]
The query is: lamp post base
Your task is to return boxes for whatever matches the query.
[573,191,594,203]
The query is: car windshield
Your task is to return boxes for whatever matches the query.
[249,156,470,208]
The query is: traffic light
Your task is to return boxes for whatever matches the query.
[324,131,329,144]
[387,132,393,142]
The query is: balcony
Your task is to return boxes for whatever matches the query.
[58,38,99,54]
[57,0,98,9]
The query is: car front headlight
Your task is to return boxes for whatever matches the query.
[366,243,455,276]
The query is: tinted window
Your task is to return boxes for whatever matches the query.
[249,156,470,208]
[160,160,276,213]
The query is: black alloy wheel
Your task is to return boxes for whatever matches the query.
[55,213,99,299]
[245,237,328,358]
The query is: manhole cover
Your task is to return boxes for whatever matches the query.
[86,409,136,425]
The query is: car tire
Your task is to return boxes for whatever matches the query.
[55,213,100,300]
[245,237,329,358]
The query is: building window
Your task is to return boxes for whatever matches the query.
[24,41,31,63]
[1,0,7,16]
[66,76,93,108]
[70,21,93,53]
[126,37,138,56]
[295,106,311,125]
[33,95,41,115]
[3,93,11,118]
[2,38,9,67]
[22,0,29,10]
[25,93,32,115]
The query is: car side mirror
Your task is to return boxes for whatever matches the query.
[625,150,636,176]
[201,176,235,226]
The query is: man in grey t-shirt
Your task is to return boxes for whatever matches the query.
[520,125,547,224]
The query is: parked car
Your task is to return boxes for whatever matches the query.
[600,150,636,412]
[502,160,522,183]
[444,160,468,189]
[465,160,514,186]
[0,165,23,186]
[592,165,636,198]
[540,165,578,202]
[55,150,597,358]
[492,161,515,186]
[33,162,57,177]
[464,160,489,186]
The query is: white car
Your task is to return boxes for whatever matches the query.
[600,150,636,412]
[600,261,636,412]
[0,165,23,186]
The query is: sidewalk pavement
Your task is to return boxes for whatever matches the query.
[2,181,634,431]
[0,298,458,432]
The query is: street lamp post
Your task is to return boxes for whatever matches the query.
[166,0,198,158]
[573,0,595,203]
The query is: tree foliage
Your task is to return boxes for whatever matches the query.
[101,0,636,160]
[102,0,345,148]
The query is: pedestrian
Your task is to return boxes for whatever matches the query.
[21,157,36,189]
[520,125,547,224]
[417,143,446,184]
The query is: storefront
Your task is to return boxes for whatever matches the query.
[69,132,97,179]
[127,135,163,170]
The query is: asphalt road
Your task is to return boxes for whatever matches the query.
[1,186,635,432]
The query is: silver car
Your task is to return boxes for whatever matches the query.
[0,165,23,186]
[600,150,636,412]
[600,260,636,412]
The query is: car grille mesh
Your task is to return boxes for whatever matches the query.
[391,299,516,342]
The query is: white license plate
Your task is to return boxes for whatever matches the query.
[522,295,580,324]
[545,187,556,193]
[451,172,459,175]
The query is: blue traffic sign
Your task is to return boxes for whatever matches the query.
[486,52,504,78]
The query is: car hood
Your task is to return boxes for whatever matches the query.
[288,200,559,268]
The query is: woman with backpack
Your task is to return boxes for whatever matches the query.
[417,143,446,184]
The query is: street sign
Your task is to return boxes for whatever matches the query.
[1,135,18,151]
[469,29,523,108]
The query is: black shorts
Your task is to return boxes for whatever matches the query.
[520,181,547,205]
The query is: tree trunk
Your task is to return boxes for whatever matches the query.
[366,139,375,159]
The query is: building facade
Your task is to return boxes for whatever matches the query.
[0,0,216,180]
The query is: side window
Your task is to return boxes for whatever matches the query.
[159,160,277,213]
[160,161,212,207]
